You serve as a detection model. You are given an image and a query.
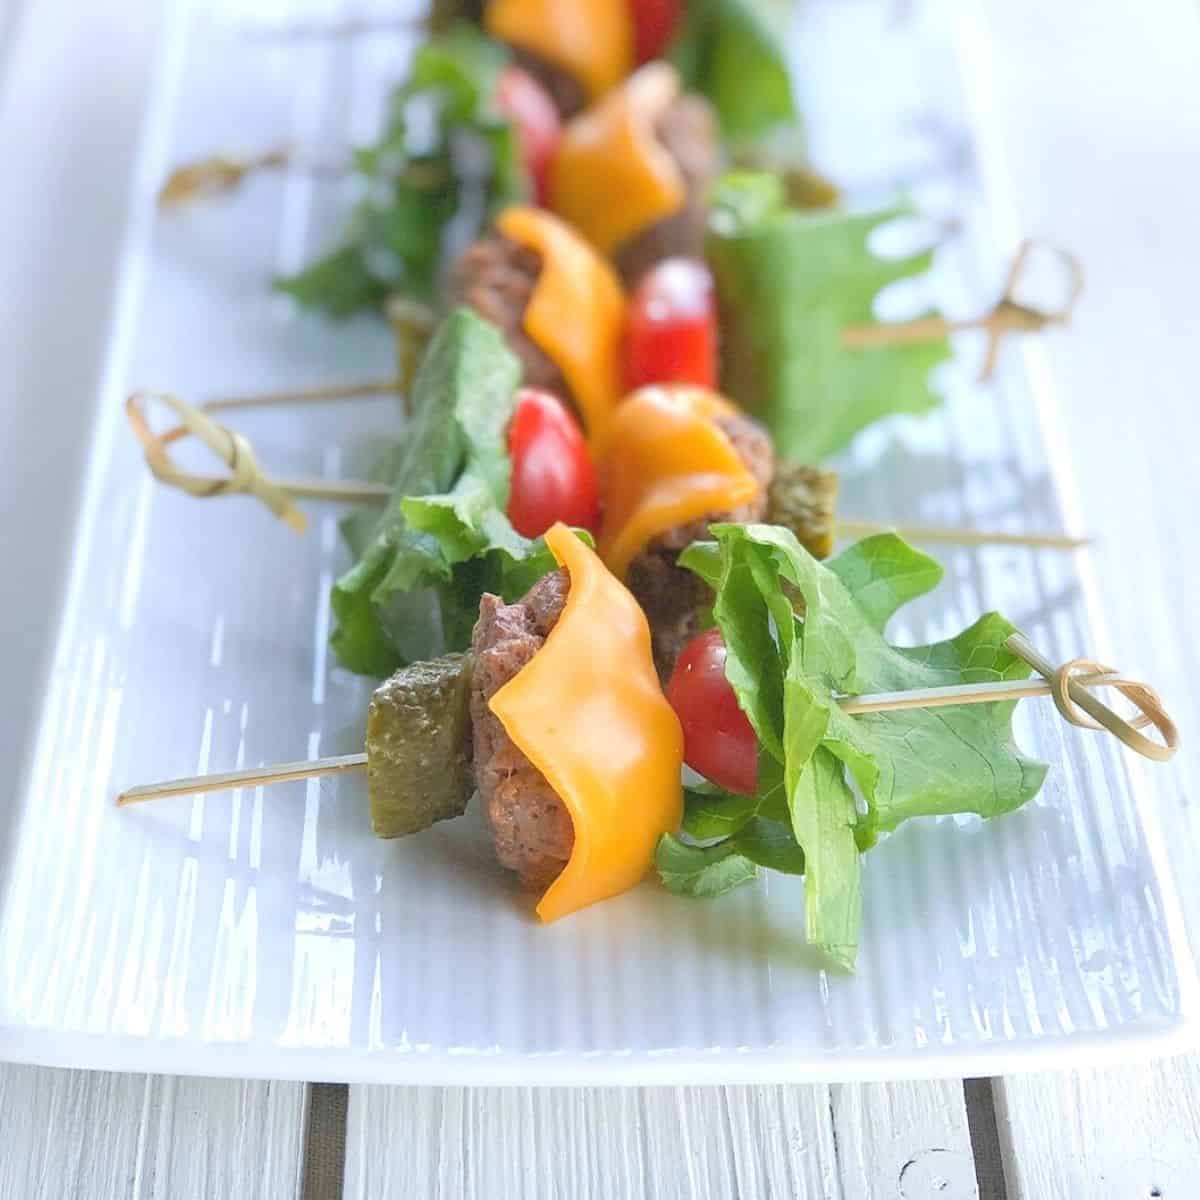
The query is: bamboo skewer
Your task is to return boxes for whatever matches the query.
[835,519,1088,551]
[244,478,392,504]
[841,240,1084,381]
[835,672,1109,716]
[199,301,435,417]
[118,754,368,806]
[203,377,404,413]
[125,391,1091,551]
[157,147,351,208]
[116,634,1177,806]
[158,149,447,208]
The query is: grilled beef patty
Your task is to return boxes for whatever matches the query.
[470,569,574,888]
[447,232,571,401]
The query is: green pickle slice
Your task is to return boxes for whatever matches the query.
[366,652,474,838]
[767,463,839,560]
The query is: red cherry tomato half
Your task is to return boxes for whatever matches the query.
[507,388,600,539]
[624,257,718,391]
[667,627,759,796]
[494,65,562,207]
[630,0,683,64]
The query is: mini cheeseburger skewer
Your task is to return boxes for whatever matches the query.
[134,195,1087,683]
[118,522,1176,933]
[128,370,1089,702]
[123,525,686,923]
[127,386,1089,563]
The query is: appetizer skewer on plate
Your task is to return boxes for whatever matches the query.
[121,0,1161,977]
[128,206,1088,677]
[159,0,1080,482]
[159,36,1081,459]
[246,0,800,142]
[126,524,686,924]
[133,188,1089,540]
[129,387,1091,558]
[119,516,1177,969]
[161,18,825,330]
[165,1,812,205]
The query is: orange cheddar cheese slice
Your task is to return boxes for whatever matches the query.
[488,523,684,923]
[597,385,762,580]
[549,63,688,257]
[484,0,633,102]
[495,206,625,453]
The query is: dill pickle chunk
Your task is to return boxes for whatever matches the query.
[366,652,474,838]
[766,463,839,560]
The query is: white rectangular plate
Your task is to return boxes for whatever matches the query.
[1,0,1195,1083]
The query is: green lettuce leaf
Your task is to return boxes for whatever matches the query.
[671,0,798,142]
[657,813,806,898]
[331,307,555,675]
[667,525,1047,969]
[273,244,390,319]
[278,25,525,318]
[706,176,952,462]
[652,816,811,902]
[681,750,788,838]
[785,745,860,970]
[660,751,804,898]
[661,752,804,897]
[656,835,760,897]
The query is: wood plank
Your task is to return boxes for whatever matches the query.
[996,1062,1200,1198]
[344,1083,978,1199]
[0,1066,306,1199]
[831,1082,979,1199]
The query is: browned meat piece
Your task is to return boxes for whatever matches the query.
[626,548,711,682]
[470,569,574,889]
[651,412,774,552]
[512,47,587,119]
[627,411,775,679]
[613,94,721,285]
[447,233,571,401]
[430,0,484,30]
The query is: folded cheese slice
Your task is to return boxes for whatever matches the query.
[495,206,626,454]
[488,523,683,922]
[549,63,688,257]
[484,0,633,102]
[597,385,762,579]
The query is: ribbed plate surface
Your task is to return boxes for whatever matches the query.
[1,0,1194,1081]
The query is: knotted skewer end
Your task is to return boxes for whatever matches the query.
[125,391,308,532]
[1004,632,1178,762]
[158,147,292,208]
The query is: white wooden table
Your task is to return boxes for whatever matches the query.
[2,0,1199,1196]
